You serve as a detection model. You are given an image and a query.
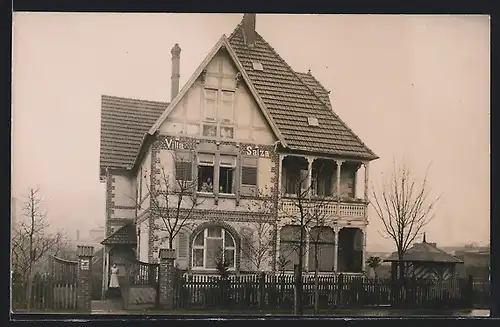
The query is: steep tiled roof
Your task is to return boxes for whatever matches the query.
[385,242,463,264]
[100,19,378,171]
[295,71,332,109]
[100,95,168,171]
[228,24,377,159]
[101,223,137,245]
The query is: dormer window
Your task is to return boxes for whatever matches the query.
[252,62,263,71]
[307,117,319,127]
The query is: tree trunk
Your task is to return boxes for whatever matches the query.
[398,260,405,280]
[26,268,33,311]
[313,245,319,315]
[169,237,174,250]
[314,266,319,315]
[294,232,304,315]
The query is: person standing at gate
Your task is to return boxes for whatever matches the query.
[109,263,120,289]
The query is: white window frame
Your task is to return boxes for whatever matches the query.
[218,155,237,195]
[197,154,215,194]
[191,227,236,270]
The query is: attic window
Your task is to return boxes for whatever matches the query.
[252,62,263,71]
[307,117,319,127]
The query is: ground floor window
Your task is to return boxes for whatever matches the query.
[192,227,236,269]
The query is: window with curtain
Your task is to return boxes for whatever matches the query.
[192,227,236,269]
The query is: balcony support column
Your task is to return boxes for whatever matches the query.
[363,161,370,201]
[335,160,344,215]
[333,227,339,272]
[278,154,284,198]
[306,156,314,198]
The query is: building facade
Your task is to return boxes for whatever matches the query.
[99,14,378,290]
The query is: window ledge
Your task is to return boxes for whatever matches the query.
[196,192,215,197]
[218,193,236,199]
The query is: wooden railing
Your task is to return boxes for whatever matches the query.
[125,260,160,287]
[280,198,366,219]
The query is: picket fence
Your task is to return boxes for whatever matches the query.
[174,273,475,310]
[12,278,77,311]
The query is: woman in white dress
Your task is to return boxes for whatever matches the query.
[109,263,120,289]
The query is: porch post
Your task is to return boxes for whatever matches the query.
[363,162,370,201]
[159,248,176,309]
[275,225,281,272]
[305,229,310,272]
[101,246,110,300]
[362,228,367,273]
[306,156,314,197]
[278,154,283,197]
[335,160,344,216]
[333,227,339,272]
[76,245,94,312]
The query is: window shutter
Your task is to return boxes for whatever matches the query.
[175,152,193,181]
[177,231,188,258]
[241,156,258,196]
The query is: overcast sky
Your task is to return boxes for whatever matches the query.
[12,13,490,251]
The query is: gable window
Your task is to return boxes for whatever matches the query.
[197,153,215,193]
[192,227,236,269]
[219,155,236,194]
[219,91,235,124]
[203,89,217,122]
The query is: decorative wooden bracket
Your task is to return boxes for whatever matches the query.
[200,69,207,85]
[235,72,242,88]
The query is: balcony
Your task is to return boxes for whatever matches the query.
[279,198,366,219]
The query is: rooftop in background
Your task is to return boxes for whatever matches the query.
[384,239,463,264]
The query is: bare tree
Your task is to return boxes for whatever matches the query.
[11,187,63,311]
[371,161,440,279]
[145,152,208,249]
[240,188,276,272]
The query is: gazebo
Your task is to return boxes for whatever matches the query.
[384,234,463,281]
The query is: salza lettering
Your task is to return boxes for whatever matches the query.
[245,146,270,158]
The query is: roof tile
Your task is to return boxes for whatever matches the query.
[100,95,168,171]
[228,24,377,159]
[101,223,137,245]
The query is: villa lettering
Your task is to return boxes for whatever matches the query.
[245,146,270,158]
[165,138,186,150]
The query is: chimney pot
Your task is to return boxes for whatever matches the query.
[242,14,256,46]
[171,43,182,101]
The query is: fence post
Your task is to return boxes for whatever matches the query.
[76,245,94,312]
[337,273,344,307]
[466,275,473,308]
[258,272,266,309]
[159,248,176,310]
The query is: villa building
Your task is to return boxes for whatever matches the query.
[99,14,378,291]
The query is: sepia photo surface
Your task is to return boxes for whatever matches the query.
[11,13,490,317]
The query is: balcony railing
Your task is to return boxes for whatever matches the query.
[279,198,366,219]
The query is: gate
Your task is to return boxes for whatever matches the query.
[50,256,78,310]
[91,250,103,300]
[121,260,160,309]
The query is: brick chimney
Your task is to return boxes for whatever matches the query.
[171,43,181,101]
[242,14,256,46]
